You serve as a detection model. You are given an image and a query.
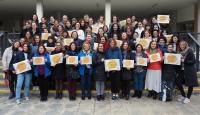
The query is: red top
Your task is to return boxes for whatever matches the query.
[145,49,163,70]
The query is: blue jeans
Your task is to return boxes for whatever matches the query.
[96,81,105,96]
[16,72,32,99]
[81,75,91,97]
[134,72,145,91]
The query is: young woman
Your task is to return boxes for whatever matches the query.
[176,41,198,104]
[121,41,134,100]
[169,35,180,52]
[99,36,109,51]
[13,43,32,104]
[71,31,84,52]
[132,44,147,98]
[66,42,79,101]
[162,44,177,101]
[51,42,65,99]
[108,23,121,39]
[93,43,106,101]
[2,41,20,100]
[106,39,122,100]
[78,42,93,100]
[33,45,51,101]
[145,41,163,100]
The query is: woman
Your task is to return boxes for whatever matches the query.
[13,43,32,104]
[93,43,106,101]
[106,39,122,100]
[121,41,134,100]
[108,23,121,39]
[132,44,147,99]
[66,42,79,101]
[169,35,180,52]
[78,42,93,100]
[71,31,84,52]
[145,41,163,100]
[2,41,20,100]
[33,45,51,101]
[51,42,65,99]
[176,41,198,104]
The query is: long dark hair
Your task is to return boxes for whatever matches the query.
[69,42,77,52]
[37,45,47,54]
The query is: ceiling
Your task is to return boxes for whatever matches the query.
[0,0,197,18]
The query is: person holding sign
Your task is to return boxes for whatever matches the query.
[51,42,65,99]
[66,42,79,101]
[145,41,163,100]
[105,39,122,100]
[2,41,20,100]
[33,45,51,102]
[121,41,134,100]
[78,42,93,100]
[162,44,178,102]
[13,43,32,104]
[132,44,147,99]
[92,43,106,101]
[176,41,198,104]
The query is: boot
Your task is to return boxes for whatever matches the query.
[132,90,138,98]
[138,91,142,99]
[8,92,15,100]
[59,92,63,99]
[125,95,130,100]
[147,91,153,98]
[55,92,59,99]
[100,95,105,100]
[153,91,157,100]
[97,95,101,101]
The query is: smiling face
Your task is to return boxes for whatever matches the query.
[150,41,157,49]
[123,42,129,50]
[98,44,104,52]
[23,44,28,52]
[39,46,45,54]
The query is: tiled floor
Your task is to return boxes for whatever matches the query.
[0,94,200,115]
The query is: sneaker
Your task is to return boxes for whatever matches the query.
[177,96,185,102]
[16,99,21,105]
[112,94,116,100]
[116,94,119,100]
[25,97,30,101]
[183,98,190,104]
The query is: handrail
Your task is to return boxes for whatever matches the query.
[187,33,200,47]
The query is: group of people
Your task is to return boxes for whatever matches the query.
[2,14,198,105]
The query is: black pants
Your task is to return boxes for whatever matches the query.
[176,70,194,99]
[8,71,17,93]
[122,80,131,96]
[110,71,120,94]
[39,75,49,98]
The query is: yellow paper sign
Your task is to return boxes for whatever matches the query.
[123,60,134,68]
[104,59,120,71]
[164,53,181,65]
[50,53,63,66]
[157,15,170,24]
[45,47,55,53]
[150,53,161,63]
[116,40,123,48]
[81,56,92,65]
[164,35,173,43]
[92,26,99,34]
[66,56,78,65]
[120,20,126,27]
[33,57,45,65]
[136,38,151,49]
[64,38,74,46]
[13,60,31,74]
[93,43,99,51]
[41,33,51,40]
[136,58,147,66]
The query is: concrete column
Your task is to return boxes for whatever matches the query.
[197,1,200,33]
[36,0,43,23]
[105,0,111,27]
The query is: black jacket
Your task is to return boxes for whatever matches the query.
[92,51,106,81]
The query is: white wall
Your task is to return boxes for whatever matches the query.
[177,4,194,23]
